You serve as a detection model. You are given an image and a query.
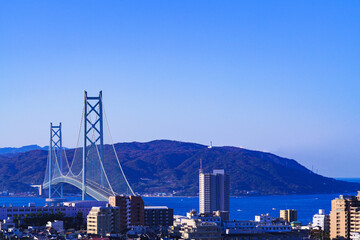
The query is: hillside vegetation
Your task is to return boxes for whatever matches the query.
[0,140,358,195]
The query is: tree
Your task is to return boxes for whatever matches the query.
[75,211,83,230]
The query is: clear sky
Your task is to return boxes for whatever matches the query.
[0,0,359,177]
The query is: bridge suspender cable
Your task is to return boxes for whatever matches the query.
[85,110,115,196]
[93,138,115,196]
[66,104,85,177]
[44,91,135,200]
[101,98,135,196]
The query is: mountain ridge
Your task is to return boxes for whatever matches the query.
[0,140,358,195]
[0,145,48,156]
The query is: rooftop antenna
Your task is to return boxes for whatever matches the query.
[208,141,212,149]
[199,158,203,174]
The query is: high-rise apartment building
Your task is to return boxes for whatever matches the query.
[199,168,230,219]
[87,206,121,236]
[329,192,360,239]
[280,209,297,223]
[109,196,130,231]
[108,195,145,231]
[129,196,145,226]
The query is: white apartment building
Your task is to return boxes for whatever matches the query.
[175,212,291,236]
[312,209,329,232]
[225,213,291,234]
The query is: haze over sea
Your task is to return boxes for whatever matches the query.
[2,178,359,225]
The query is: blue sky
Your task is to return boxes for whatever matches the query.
[0,0,360,177]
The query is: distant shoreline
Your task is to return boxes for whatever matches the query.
[0,196,42,198]
[143,192,358,198]
[0,190,357,199]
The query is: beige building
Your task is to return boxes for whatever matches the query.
[175,218,222,240]
[280,209,297,223]
[330,192,360,240]
[87,206,121,236]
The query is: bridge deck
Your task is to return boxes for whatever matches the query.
[43,176,117,201]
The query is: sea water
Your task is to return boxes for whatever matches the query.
[1,178,357,224]
[0,193,353,224]
[144,193,353,224]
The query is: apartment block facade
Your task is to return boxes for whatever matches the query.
[280,209,297,223]
[129,196,145,226]
[199,169,230,218]
[0,201,106,223]
[312,209,330,233]
[329,193,360,239]
[108,195,145,230]
[87,206,121,236]
[144,206,174,226]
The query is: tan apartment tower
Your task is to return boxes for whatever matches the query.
[329,192,360,239]
[87,206,121,236]
[280,209,297,223]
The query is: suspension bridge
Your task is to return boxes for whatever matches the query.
[42,91,135,201]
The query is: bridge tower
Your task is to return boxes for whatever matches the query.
[82,91,105,200]
[48,122,64,199]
